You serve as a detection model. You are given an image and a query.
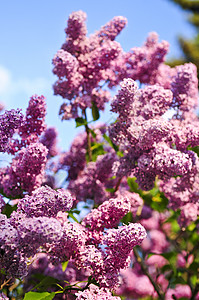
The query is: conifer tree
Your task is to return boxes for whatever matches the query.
[168,0,199,73]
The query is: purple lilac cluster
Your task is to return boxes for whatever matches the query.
[76,222,146,289]
[9,95,47,154]
[0,142,48,197]
[52,10,127,119]
[0,214,28,279]
[19,95,47,139]
[40,127,59,158]
[1,182,147,290]
[17,185,74,217]
[104,223,147,269]
[109,76,199,189]
[116,190,143,217]
[106,32,169,88]
[68,152,118,203]
[45,221,88,263]
[81,193,131,231]
[0,109,24,153]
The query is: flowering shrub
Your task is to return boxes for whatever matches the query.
[1,10,199,300]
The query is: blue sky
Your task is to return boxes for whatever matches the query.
[0,0,195,150]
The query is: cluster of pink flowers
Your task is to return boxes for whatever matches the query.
[52,11,128,119]
[1,10,199,300]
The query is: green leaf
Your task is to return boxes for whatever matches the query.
[23,292,55,300]
[187,222,196,231]
[91,102,100,121]
[89,128,97,138]
[160,251,177,261]
[87,143,105,162]
[103,133,119,152]
[3,203,17,217]
[127,177,142,195]
[67,212,79,223]
[75,117,88,128]
[31,276,59,292]
[62,261,69,272]
[122,212,133,224]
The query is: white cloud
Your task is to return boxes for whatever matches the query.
[0,66,11,93]
[0,65,51,110]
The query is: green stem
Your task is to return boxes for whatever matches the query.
[83,110,92,162]
[133,247,165,300]
[113,177,123,194]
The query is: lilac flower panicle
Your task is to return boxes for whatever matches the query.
[47,221,87,262]
[52,49,79,78]
[76,284,121,299]
[17,185,74,218]
[0,109,24,153]
[19,95,47,139]
[0,214,28,279]
[96,16,127,41]
[40,127,59,157]
[2,142,48,197]
[82,194,131,231]
[171,63,198,111]
[65,10,87,41]
[18,216,63,256]
[111,78,138,119]
[103,223,147,269]
[0,214,19,250]
[117,190,143,216]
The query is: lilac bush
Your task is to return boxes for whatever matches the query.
[0,10,199,300]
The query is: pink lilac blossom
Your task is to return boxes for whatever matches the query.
[68,153,117,203]
[165,284,192,300]
[40,127,59,157]
[46,221,87,263]
[53,11,128,119]
[17,185,74,218]
[0,214,19,250]
[81,194,131,231]
[52,50,79,79]
[94,16,127,42]
[138,143,194,178]
[103,223,147,270]
[171,63,198,112]
[126,32,169,84]
[117,190,143,217]
[108,32,169,87]
[171,116,199,150]
[75,222,146,289]
[0,214,28,279]
[109,76,199,192]
[20,95,46,136]
[62,10,87,56]
[17,215,63,257]
[159,157,199,225]
[75,284,121,300]
[1,142,48,197]
[116,268,155,298]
